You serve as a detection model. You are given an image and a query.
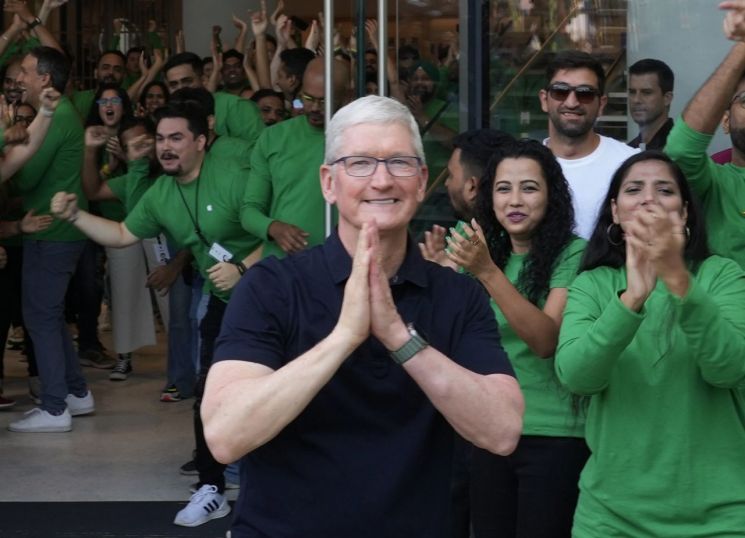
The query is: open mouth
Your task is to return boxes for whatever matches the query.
[365,199,398,205]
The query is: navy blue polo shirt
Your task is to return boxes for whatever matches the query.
[215,230,513,538]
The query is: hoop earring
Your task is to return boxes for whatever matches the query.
[606,223,624,246]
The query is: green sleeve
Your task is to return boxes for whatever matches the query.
[549,238,586,289]
[107,173,128,201]
[0,127,5,151]
[216,92,264,148]
[676,258,745,388]
[555,270,646,395]
[123,186,163,239]
[240,131,274,240]
[664,117,717,199]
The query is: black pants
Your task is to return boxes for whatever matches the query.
[470,435,590,538]
[194,294,227,493]
[0,245,37,378]
[65,240,104,352]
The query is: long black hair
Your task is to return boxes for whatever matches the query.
[580,150,709,272]
[475,139,575,304]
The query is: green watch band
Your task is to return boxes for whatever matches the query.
[389,323,428,365]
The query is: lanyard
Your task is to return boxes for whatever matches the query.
[175,179,210,247]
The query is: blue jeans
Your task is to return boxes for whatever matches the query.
[22,240,87,413]
[166,272,197,398]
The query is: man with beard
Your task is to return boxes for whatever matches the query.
[220,49,249,96]
[419,128,514,268]
[163,52,263,146]
[627,59,675,150]
[241,57,351,259]
[539,51,637,239]
[50,100,262,526]
[665,4,745,271]
[249,88,286,126]
[71,50,126,118]
[3,57,24,105]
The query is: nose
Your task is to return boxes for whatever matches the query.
[369,160,394,188]
[640,187,658,206]
[563,90,581,107]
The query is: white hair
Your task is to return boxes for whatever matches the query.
[324,95,425,165]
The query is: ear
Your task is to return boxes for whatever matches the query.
[196,133,207,152]
[416,164,429,203]
[539,88,549,113]
[464,175,479,204]
[207,114,216,132]
[663,91,673,108]
[598,94,608,117]
[722,110,731,135]
[610,198,620,224]
[320,164,337,204]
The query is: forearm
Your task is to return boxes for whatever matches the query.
[270,45,284,89]
[81,148,106,199]
[402,346,523,455]
[683,43,745,134]
[67,210,138,248]
[478,266,559,358]
[0,220,21,239]
[234,29,247,53]
[202,329,358,463]
[255,36,271,88]
[32,23,63,53]
[0,27,22,62]
[0,114,52,180]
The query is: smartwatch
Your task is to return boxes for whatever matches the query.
[389,323,428,365]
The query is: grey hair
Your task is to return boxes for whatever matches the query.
[324,95,425,165]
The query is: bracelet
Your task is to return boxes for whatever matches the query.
[1,34,8,42]
[40,106,54,117]
[234,260,247,275]
[27,17,42,30]
[68,209,80,223]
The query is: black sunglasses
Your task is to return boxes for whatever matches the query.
[546,83,601,104]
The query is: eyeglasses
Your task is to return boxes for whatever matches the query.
[546,83,601,104]
[330,156,421,177]
[96,97,123,106]
[300,92,325,107]
[14,115,34,125]
[731,90,745,109]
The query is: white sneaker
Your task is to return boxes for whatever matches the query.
[65,391,95,416]
[173,484,231,527]
[8,408,72,432]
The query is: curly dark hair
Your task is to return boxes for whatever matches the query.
[475,139,575,305]
[580,150,709,272]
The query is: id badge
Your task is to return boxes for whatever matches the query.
[208,242,233,263]
[153,236,170,266]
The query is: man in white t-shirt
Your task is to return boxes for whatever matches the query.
[540,51,638,239]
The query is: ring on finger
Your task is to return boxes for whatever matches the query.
[469,237,479,246]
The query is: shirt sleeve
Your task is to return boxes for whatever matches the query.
[123,186,163,240]
[240,130,275,240]
[214,259,289,369]
[224,97,265,149]
[664,117,718,199]
[676,257,745,388]
[555,270,646,395]
[549,238,586,289]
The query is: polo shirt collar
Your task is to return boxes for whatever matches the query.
[324,229,429,288]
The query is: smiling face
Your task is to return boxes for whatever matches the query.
[4,61,23,104]
[221,56,246,89]
[144,84,167,114]
[98,88,124,127]
[492,157,548,251]
[611,159,687,230]
[539,67,606,139]
[97,52,125,85]
[320,122,427,238]
[17,53,48,107]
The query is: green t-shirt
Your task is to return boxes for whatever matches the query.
[665,117,745,270]
[124,151,260,302]
[0,36,40,69]
[214,91,264,148]
[495,237,585,437]
[71,89,95,121]
[241,115,327,259]
[107,158,152,213]
[11,97,87,241]
[556,256,745,536]
[209,135,252,170]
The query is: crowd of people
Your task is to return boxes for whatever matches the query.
[1,0,745,536]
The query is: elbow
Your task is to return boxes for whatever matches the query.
[204,421,260,465]
[475,385,524,456]
[534,342,557,359]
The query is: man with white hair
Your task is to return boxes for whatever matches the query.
[202,95,524,537]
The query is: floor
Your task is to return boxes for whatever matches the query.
[0,326,239,506]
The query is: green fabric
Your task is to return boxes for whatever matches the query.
[10,97,87,241]
[71,89,95,120]
[214,91,264,148]
[124,152,260,302]
[241,115,327,259]
[0,36,40,69]
[665,117,745,270]
[107,158,152,213]
[422,97,458,181]
[496,237,585,437]
[209,135,252,170]
[0,127,5,151]
[555,256,745,536]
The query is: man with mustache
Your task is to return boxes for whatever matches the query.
[664,1,745,271]
[539,50,637,239]
[241,56,351,259]
[71,50,127,119]
[50,100,262,526]
[627,59,674,151]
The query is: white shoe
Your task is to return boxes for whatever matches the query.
[8,408,72,432]
[65,391,95,416]
[173,484,231,527]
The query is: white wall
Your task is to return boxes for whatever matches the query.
[628,1,732,152]
[182,0,262,57]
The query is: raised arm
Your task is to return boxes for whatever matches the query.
[251,0,272,88]
[232,13,248,53]
[1,88,61,181]
[81,126,116,201]
[5,0,63,53]
[128,49,165,104]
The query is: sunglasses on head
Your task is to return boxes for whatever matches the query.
[546,83,601,104]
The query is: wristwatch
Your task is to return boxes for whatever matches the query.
[389,323,428,365]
